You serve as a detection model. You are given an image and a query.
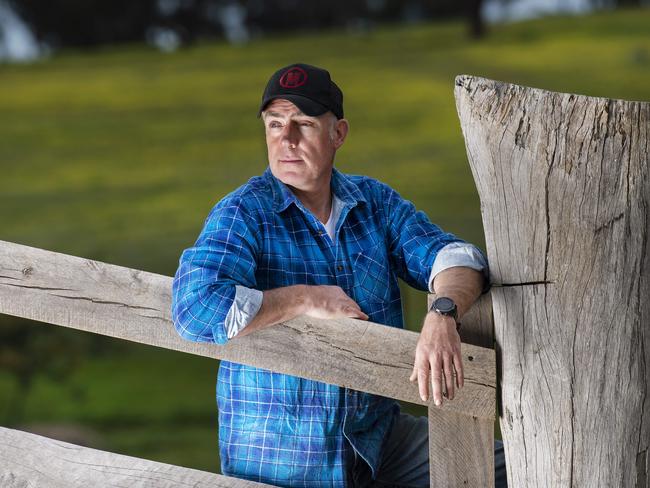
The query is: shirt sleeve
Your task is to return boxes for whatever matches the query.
[382,183,462,292]
[225,285,263,339]
[171,198,261,345]
[428,242,491,294]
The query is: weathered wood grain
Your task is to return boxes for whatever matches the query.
[0,426,272,488]
[0,239,496,419]
[456,75,650,487]
[428,405,494,488]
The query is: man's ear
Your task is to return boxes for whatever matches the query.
[333,118,349,149]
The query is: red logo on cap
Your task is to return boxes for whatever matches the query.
[279,67,308,88]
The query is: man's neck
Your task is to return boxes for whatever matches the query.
[290,185,332,225]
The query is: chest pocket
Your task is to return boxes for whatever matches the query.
[351,246,392,305]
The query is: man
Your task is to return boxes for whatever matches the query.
[172,63,507,487]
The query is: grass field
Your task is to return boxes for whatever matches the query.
[1,7,649,473]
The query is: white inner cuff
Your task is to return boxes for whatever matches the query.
[225,285,264,339]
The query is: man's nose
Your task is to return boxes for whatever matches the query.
[281,122,298,148]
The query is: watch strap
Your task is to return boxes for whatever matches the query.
[430,297,461,331]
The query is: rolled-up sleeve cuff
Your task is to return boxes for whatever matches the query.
[225,285,263,339]
[428,242,491,294]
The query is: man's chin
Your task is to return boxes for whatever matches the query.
[271,169,308,190]
[282,178,310,193]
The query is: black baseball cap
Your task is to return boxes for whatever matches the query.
[258,63,344,119]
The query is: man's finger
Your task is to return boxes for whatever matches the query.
[349,301,369,320]
[443,355,455,401]
[409,363,417,382]
[454,352,464,389]
[430,357,444,406]
[416,360,429,402]
[345,305,368,320]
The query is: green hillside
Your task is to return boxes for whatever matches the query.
[0,7,648,473]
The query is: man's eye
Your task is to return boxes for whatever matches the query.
[299,122,313,127]
[268,122,281,128]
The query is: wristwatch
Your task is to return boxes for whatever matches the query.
[430,296,461,331]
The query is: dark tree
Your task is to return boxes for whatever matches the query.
[467,0,486,39]
[9,0,160,47]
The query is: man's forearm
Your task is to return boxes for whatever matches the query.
[431,266,484,319]
[233,285,309,338]
[232,284,368,339]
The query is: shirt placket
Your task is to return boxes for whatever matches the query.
[307,207,360,416]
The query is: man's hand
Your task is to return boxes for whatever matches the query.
[234,284,367,339]
[304,285,369,321]
[410,311,464,406]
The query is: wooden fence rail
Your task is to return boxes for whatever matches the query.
[0,426,274,488]
[0,239,496,487]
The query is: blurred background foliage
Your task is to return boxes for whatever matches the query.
[0,0,649,474]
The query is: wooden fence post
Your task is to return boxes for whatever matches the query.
[427,293,495,488]
[455,75,649,486]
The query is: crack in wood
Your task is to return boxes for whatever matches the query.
[283,322,415,370]
[636,194,649,473]
[51,294,160,312]
[318,336,413,370]
[594,211,625,234]
[135,312,169,321]
[1,282,75,292]
[349,352,412,370]
[493,281,555,287]
[637,449,647,488]
[514,109,530,148]
[543,97,559,286]
[462,380,496,390]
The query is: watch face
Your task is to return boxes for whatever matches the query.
[434,297,455,314]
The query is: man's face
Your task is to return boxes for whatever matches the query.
[263,99,347,194]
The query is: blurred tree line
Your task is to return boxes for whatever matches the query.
[7,0,499,48]
[8,0,647,51]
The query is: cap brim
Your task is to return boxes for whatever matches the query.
[258,94,329,118]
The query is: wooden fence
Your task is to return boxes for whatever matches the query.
[3,75,646,487]
[0,238,496,487]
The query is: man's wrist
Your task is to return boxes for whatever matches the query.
[429,296,461,331]
[423,310,459,334]
[293,284,310,315]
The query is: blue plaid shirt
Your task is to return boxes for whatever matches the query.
[172,167,475,487]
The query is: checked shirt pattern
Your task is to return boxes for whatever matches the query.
[172,167,468,487]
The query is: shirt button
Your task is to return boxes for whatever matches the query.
[337,265,344,272]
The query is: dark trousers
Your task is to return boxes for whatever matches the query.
[347,413,508,487]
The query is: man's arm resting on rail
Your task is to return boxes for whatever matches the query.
[410,266,484,406]
[232,285,369,339]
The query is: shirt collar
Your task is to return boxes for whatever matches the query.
[266,166,366,213]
